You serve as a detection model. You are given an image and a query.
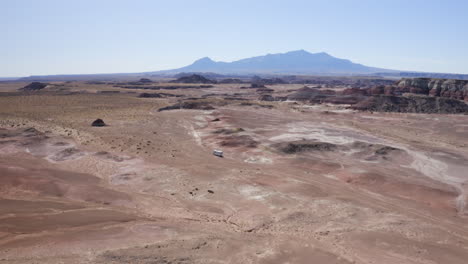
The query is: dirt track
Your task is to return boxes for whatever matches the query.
[1,82,468,263]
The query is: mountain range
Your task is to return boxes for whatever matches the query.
[154,50,394,75]
[13,50,468,81]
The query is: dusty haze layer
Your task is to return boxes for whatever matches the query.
[1,80,468,263]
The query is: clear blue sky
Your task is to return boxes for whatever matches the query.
[1,0,467,77]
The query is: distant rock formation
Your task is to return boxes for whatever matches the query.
[397,78,468,101]
[170,74,216,84]
[352,95,468,114]
[287,87,336,103]
[138,78,153,83]
[351,78,468,102]
[249,83,266,88]
[218,78,244,84]
[19,82,48,91]
[251,76,287,85]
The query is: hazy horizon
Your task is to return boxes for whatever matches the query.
[2,0,467,77]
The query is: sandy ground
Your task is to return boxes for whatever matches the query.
[1,82,468,263]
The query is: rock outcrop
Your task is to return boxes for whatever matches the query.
[158,101,215,112]
[256,87,274,93]
[287,87,344,103]
[19,82,48,91]
[339,78,468,102]
[352,95,468,114]
[170,74,216,84]
[218,78,244,84]
[397,78,468,101]
[91,119,106,127]
[258,95,287,102]
[138,78,153,83]
[138,93,182,98]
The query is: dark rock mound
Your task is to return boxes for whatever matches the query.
[98,91,120,94]
[138,78,153,83]
[287,87,335,103]
[250,83,266,88]
[258,95,287,101]
[213,128,245,135]
[341,88,368,96]
[19,82,48,91]
[251,76,287,85]
[275,140,339,154]
[375,146,400,155]
[158,101,215,112]
[50,148,83,161]
[322,96,365,105]
[239,102,274,108]
[218,78,244,84]
[349,141,405,161]
[352,95,468,114]
[138,93,181,98]
[170,74,216,84]
[220,135,258,148]
[91,119,106,127]
[117,84,213,90]
[256,87,274,93]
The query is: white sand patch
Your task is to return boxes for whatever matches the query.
[244,156,273,164]
[408,150,463,184]
[269,131,355,145]
[269,122,384,145]
[323,174,338,180]
[238,185,272,201]
[406,149,468,214]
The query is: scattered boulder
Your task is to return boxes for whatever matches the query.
[91,119,106,127]
[19,82,48,91]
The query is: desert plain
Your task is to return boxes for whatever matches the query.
[1,79,468,264]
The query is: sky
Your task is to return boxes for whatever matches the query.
[1,0,467,77]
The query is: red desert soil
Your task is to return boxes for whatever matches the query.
[0,82,468,263]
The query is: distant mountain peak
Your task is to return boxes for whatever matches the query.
[158,50,392,75]
[193,57,215,64]
[287,49,310,54]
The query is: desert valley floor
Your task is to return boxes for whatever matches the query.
[1,81,468,263]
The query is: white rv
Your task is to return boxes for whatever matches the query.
[213,150,223,157]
